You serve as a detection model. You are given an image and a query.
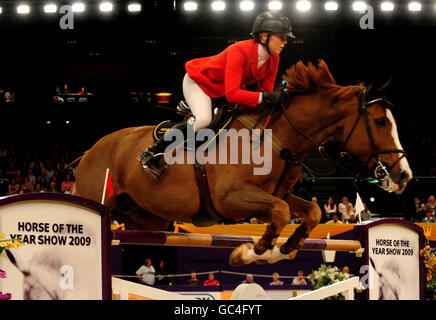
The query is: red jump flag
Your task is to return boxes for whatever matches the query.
[101,168,114,204]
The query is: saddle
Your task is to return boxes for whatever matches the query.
[152,98,237,227]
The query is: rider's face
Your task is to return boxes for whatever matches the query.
[267,33,288,55]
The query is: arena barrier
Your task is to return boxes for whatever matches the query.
[0,194,427,300]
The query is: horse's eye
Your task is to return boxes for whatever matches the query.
[375,118,386,127]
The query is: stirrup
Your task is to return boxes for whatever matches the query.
[138,150,167,180]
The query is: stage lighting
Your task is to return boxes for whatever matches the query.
[380,1,394,11]
[184,1,198,11]
[127,3,141,12]
[240,0,254,11]
[44,4,57,13]
[268,1,282,11]
[324,1,338,11]
[17,4,30,14]
[72,2,85,12]
[211,1,226,11]
[408,1,421,11]
[296,0,311,11]
[99,2,113,12]
[0,7,2,14]
[352,1,367,12]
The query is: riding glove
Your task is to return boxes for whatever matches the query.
[262,91,288,106]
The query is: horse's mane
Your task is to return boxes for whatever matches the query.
[282,59,362,100]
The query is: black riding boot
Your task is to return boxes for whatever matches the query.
[138,118,191,179]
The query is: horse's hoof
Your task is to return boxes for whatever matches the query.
[229,243,253,266]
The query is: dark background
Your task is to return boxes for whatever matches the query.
[0,0,435,279]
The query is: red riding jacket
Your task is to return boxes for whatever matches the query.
[185,39,279,108]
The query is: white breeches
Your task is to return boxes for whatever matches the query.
[182,73,212,132]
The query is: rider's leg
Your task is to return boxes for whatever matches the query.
[182,73,212,132]
[138,74,213,179]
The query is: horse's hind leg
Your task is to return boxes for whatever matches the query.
[279,192,322,258]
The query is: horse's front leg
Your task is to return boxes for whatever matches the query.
[215,184,291,266]
[278,192,322,259]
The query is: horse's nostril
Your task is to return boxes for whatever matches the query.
[400,171,409,182]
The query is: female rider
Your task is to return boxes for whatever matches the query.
[139,11,295,179]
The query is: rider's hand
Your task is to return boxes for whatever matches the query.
[262,91,288,106]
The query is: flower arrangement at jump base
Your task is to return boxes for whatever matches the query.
[307,264,349,300]
[0,233,23,300]
[420,224,436,300]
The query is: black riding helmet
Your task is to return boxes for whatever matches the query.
[251,11,295,54]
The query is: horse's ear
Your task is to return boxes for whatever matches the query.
[367,69,393,99]
[378,75,393,94]
[6,249,18,266]
[5,249,29,276]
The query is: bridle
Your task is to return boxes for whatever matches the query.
[341,88,407,186]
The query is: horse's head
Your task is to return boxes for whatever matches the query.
[281,60,412,194]
[341,80,412,194]
[6,249,66,300]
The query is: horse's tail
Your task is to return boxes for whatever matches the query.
[65,150,89,169]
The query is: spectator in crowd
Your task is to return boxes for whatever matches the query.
[421,210,436,223]
[269,272,284,286]
[136,258,156,286]
[47,181,58,193]
[290,217,302,224]
[53,95,64,103]
[339,196,355,224]
[187,271,201,286]
[203,272,220,286]
[414,197,421,215]
[46,164,55,182]
[292,270,307,285]
[55,86,62,96]
[21,177,34,193]
[242,274,255,284]
[61,173,74,194]
[63,84,70,94]
[155,260,171,286]
[360,202,372,221]
[250,217,259,224]
[426,195,435,216]
[34,183,43,193]
[26,168,36,186]
[325,213,344,224]
[343,266,351,279]
[5,91,14,103]
[78,86,86,95]
[38,176,48,191]
[8,178,20,195]
[324,197,337,221]
[417,204,428,221]
[5,160,18,181]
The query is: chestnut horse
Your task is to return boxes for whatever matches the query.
[72,60,412,265]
